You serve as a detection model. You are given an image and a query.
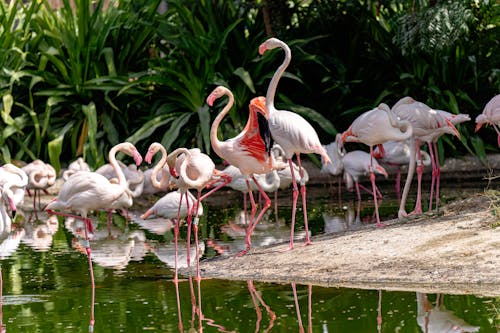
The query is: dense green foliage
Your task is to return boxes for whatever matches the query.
[0,0,498,170]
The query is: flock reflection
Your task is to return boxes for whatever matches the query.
[0,201,495,332]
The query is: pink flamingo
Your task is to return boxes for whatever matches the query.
[475,94,500,146]
[259,37,331,250]
[342,150,388,204]
[321,133,346,199]
[207,86,278,255]
[391,97,460,214]
[166,147,231,280]
[374,140,431,203]
[340,103,414,224]
[45,142,142,329]
[22,160,56,218]
[0,164,28,233]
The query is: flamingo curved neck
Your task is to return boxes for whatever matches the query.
[151,144,169,190]
[265,41,291,114]
[258,171,280,192]
[108,144,128,188]
[210,90,234,158]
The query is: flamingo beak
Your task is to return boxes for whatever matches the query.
[169,166,178,178]
[250,96,268,117]
[375,165,388,178]
[474,122,483,132]
[133,151,143,166]
[258,43,267,55]
[445,119,460,139]
[206,93,216,106]
[145,151,153,164]
[339,128,352,146]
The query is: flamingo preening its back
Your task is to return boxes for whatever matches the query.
[207,86,278,255]
[259,37,331,250]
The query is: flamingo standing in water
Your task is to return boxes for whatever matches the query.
[475,94,500,146]
[391,97,460,214]
[259,37,331,250]
[22,160,56,218]
[45,142,142,329]
[165,146,231,280]
[340,103,414,223]
[207,86,280,255]
[0,164,28,233]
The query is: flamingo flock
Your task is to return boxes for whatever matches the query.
[0,38,496,289]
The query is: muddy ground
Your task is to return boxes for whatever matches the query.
[185,154,500,298]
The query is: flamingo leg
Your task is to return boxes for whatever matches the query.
[355,182,362,202]
[307,285,313,333]
[239,179,258,256]
[292,282,305,333]
[285,159,300,251]
[175,278,184,332]
[248,280,263,333]
[173,193,184,283]
[395,167,401,203]
[369,147,385,227]
[428,142,437,211]
[433,141,441,211]
[377,290,382,333]
[296,155,311,246]
[240,176,271,256]
[185,193,192,267]
[493,124,500,147]
[411,140,424,215]
[193,191,202,281]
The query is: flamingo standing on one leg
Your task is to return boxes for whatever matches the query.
[391,97,460,214]
[45,142,142,330]
[340,103,414,223]
[207,86,280,255]
[259,37,331,250]
[475,94,500,146]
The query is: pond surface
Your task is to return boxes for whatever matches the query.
[0,183,498,332]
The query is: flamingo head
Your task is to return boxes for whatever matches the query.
[145,142,161,164]
[474,114,488,132]
[374,165,388,178]
[339,128,354,147]
[121,142,142,165]
[258,37,281,55]
[206,86,230,106]
[249,96,268,118]
[169,166,178,178]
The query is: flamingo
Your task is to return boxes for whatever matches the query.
[391,97,460,214]
[0,164,28,233]
[475,94,500,146]
[416,293,479,333]
[207,86,279,255]
[166,147,231,280]
[21,160,56,218]
[321,134,345,199]
[340,103,414,223]
[62,157,91,181]
[143,142,172,193]
[95,160,145,198]
[45,142,142,328]
[259,37,331,250]
[140,189,203,221]
[342,150,388,204]
[374,140,431,203]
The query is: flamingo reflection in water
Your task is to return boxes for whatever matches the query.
[416,293,479,333]
[248,280,276,333]
[291,282,313,333]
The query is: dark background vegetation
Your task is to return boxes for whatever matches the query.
[0,0,498,171]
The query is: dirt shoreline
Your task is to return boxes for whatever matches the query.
[189,192,500,298]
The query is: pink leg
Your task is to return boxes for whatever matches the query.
[296,155,311,246]
[292,283,305,333]
[185,193,192,267]
[411,141,424,215]
[395,168,401,203]
[173,193,186,283]
[369,147,385,227]
[244,192,248,225]
[307,285,312,333]
[355,182,362,202]
[175,278,184,332]
[428,142,437,211]
[286,159,300,251]
[193,191,202,281]
[493,124,500,147]
[274,190,279,223]
[239,179,258,255]
[433,141,441,211]
[240,176,271,255]
[377,290,382,333]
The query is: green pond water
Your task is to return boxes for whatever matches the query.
[0,184,498,332]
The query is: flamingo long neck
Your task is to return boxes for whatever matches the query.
[108,144,128,188]
[151,144,169,190]
[210,90,234,159]
[265,41,291,114]
[399,135,416,218]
